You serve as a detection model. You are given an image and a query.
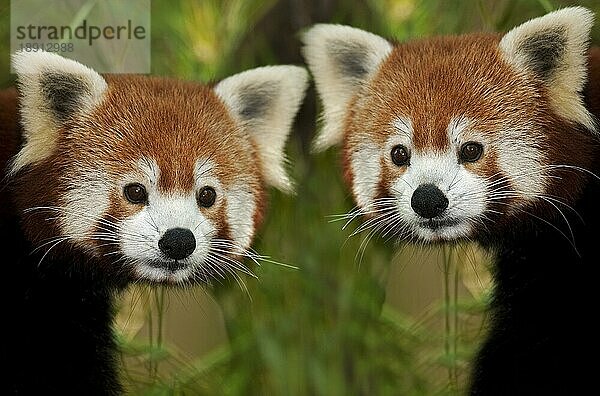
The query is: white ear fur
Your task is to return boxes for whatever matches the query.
[10,50,107,175]
[301,24,393,151]
[499,6,596,132]
[214,65,308,193]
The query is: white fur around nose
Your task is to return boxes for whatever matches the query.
[392,151,486,240]
[119,191,216,284]
[120,194,215,262]
[117,159,220,275]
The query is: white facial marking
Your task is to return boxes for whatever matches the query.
[392,117,413,143]
[391,150,486,241]
[118,158,223,283]
[351,116,413,208]
[351,142,381,208]
[226,183,256,251]
[448,116,471,145]
[493,125,546,202]
[60,169,111,250]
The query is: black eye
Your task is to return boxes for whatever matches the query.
[391,144,410,166]
[124,183,148,204]
[459,142,484,163]
[197,186,216,208]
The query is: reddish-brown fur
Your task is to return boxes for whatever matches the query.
[6,75,266,255]
[342,34,597,229]
[335,28,600,394]
[0,88,20,219]
[0,72,272,394]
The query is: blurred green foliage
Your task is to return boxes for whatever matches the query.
[2,1,600,395]
[124,1,600,395]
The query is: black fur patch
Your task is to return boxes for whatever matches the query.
[519,27,567,81]
[330,40,369,79]
[40,72,88,122]
[238,82,277,120]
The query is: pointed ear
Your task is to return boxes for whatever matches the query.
[214,65,308,193]
[10,50,107,175]
[301,24,393,151]
[499,6,596,132]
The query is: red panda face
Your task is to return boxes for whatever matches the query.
[344,36,551,242]
[58,77,264,283]
[303,7,597,243]
[11,51,307,285]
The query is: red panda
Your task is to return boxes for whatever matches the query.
[0,50,307,394]
[302,6,600,395]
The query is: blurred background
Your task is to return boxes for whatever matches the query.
[1,1,599,395]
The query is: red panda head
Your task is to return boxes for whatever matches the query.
[302,7,598,243]
[10,51,308,284]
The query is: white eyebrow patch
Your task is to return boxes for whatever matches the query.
[194,158,223,196]
[392,116,413,143]
[447,116,490,147]
[447,116,470,145]
[386,116,414,154]
[138,157,159,186]
[194,158,217,185]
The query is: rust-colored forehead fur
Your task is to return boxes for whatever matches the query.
[342,31,597,215]
[67,75,261,193]
[347,33,548,151]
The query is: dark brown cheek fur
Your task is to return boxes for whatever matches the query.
[251,181,267,241]
[537,117,596,215]
[0,89,21,218]
[376,157,392,200]
[341,139,355,200]
[108,190,144,219]
[91,190,143,257]
[466,149,518,228]
[214,202,232,241]
[377,156,409,201]
[12,158,64,250]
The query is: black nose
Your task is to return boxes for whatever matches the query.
[411,183,449,219]
[158,228,196,260]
